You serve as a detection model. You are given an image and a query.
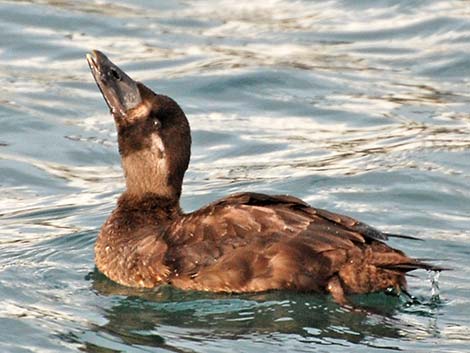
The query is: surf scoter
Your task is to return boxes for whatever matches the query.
[86,50,442,306]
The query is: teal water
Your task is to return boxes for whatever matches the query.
[1,0,470,352]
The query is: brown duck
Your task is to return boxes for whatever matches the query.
[87,50,442,306]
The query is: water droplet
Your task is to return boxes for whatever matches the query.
[428,270,441,300]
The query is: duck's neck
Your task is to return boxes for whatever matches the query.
[117,192,182,218]
[121,149,182,200]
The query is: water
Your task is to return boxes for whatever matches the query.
[1,0,469,351]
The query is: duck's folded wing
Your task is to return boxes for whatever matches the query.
[165,192,393,275]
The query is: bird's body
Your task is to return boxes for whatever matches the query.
[87,50,442,306]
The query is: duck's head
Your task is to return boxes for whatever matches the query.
[86,50,191,201]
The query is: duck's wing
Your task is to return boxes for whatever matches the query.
[165,193,392,278]
[172,191,391,243]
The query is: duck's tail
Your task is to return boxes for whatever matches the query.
[326,239,448,306]
[379,258,449,273]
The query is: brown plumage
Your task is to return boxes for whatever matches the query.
[87,50,443,306]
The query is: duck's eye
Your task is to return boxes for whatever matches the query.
[153,118,161,130]
[110,68,121,80]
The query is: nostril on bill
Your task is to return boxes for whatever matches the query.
[110,68,121,81]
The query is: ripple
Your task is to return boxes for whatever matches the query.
[1,0,470,352]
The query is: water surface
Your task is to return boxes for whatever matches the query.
[1,0,470,352]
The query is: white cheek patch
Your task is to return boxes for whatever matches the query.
[150,133,165,155]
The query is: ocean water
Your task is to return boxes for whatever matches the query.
[1,0,470,352]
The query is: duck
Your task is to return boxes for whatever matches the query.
[86,50,442,306]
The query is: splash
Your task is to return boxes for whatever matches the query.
[428,270,441,301]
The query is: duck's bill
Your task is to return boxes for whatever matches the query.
[86,50,142,119]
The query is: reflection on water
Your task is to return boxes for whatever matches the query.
[1,0,470,352]
[88,271,433,352]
